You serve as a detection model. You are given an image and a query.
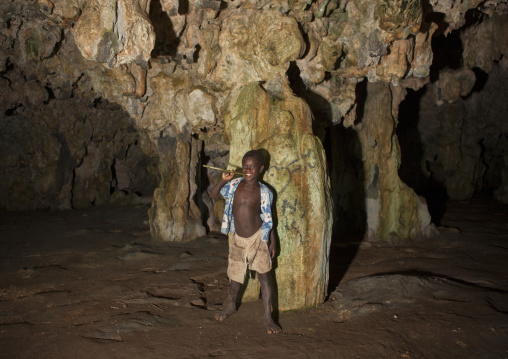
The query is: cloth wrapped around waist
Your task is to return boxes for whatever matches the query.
[227,227,271,283]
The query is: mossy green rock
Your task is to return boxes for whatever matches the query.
[226,81,332,310]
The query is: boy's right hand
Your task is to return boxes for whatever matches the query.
[222,171,235,181]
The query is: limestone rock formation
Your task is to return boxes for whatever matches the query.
[0,1,159,210]
[148,134,207,241]
[225,80,332,310]
[357,82,434,241]
[1,0,507,310]
[415,62,508,201]
[398,11,508,203]
[210,10,306,84]
[73,0,155,69]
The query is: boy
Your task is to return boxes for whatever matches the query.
[209,150,281,334]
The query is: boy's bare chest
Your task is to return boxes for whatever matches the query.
[233,183,261,207]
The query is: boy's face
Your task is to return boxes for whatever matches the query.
[242,156,264,181]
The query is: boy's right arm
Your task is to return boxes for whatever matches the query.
[209,171,235,199]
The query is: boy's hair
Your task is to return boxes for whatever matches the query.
[243,150,264,167]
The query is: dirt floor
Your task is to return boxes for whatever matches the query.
[1,196,507,358]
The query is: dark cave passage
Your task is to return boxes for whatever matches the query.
[397,86,449,226]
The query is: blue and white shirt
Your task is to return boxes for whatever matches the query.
[220,177,273,242]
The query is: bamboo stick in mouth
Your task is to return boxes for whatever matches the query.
[202,165,244,176]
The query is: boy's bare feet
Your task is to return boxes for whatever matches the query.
[258,272,280,334]
[215,280,241,322]
[214,303,237,322]
[265,317,281,334]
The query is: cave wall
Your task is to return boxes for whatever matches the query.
[0,1,160,210]
[60,0,443,244]
[397,11,508,209]
[1,0,507,309]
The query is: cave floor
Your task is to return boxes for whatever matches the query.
[0,197,507,358]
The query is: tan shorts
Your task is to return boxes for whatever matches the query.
[227,228,272,284]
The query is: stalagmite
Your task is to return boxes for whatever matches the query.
[225,80,332,310]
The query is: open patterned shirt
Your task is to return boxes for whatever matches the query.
[220,177,273,242]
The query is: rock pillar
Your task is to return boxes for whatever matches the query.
[357,82,434,241]
[149,134,206,241]
[225,80,333,310]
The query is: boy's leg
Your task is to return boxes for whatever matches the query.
[258,272,281,334]
[215,280,241,321]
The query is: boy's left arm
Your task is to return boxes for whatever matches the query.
[268,230,276,258]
